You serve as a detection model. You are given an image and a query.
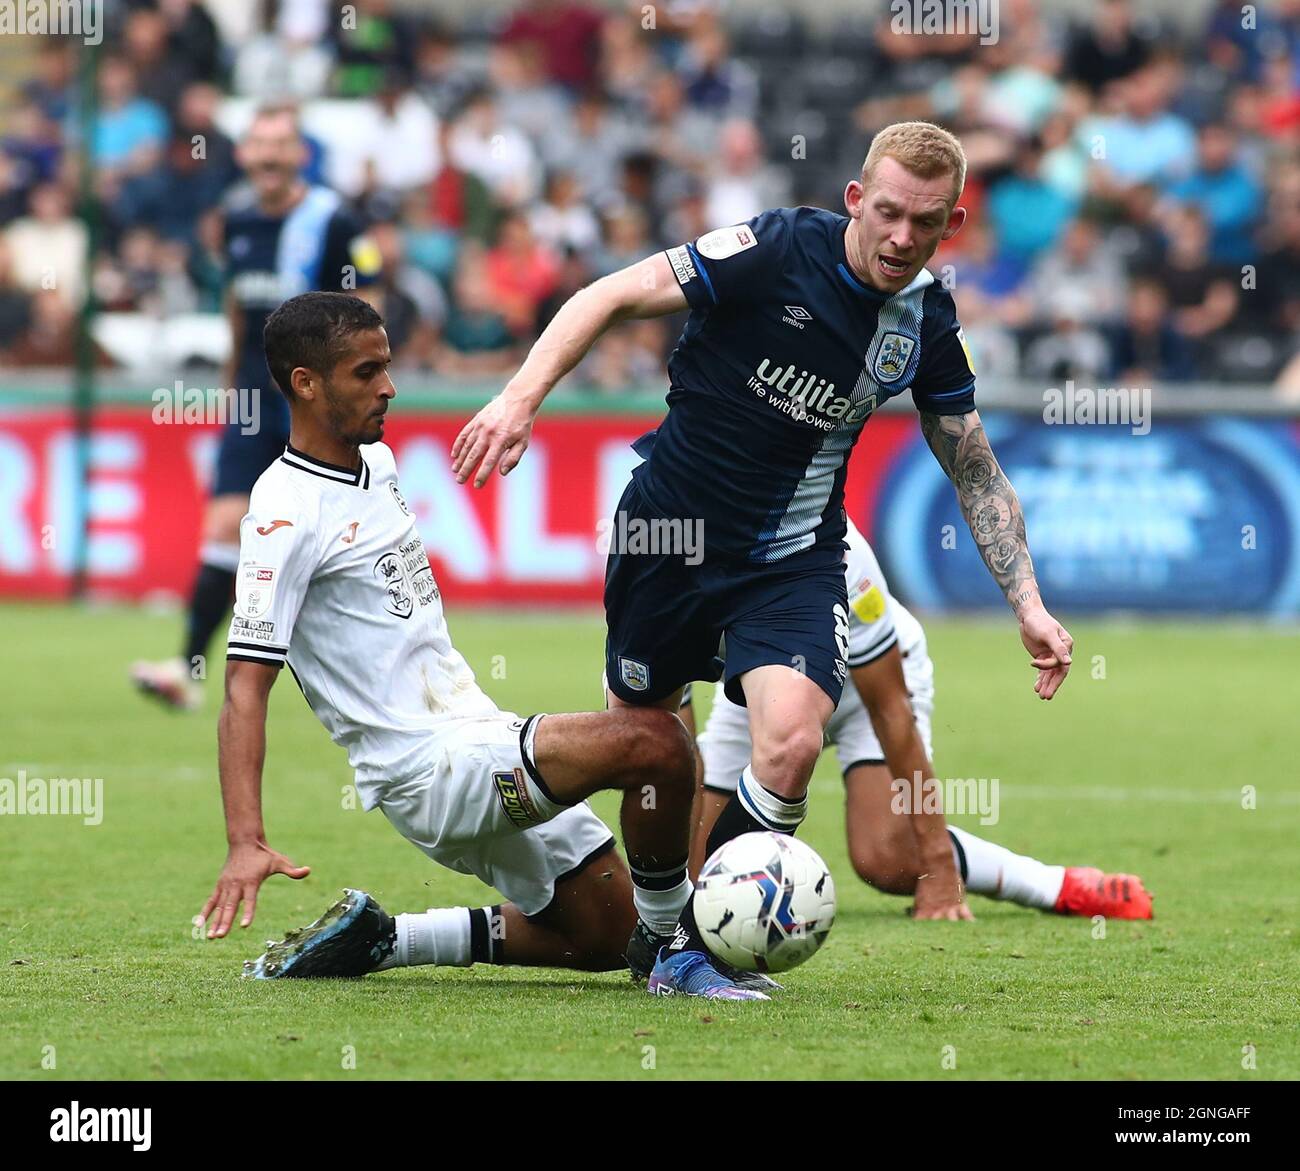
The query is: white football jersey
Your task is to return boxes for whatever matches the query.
[226,442,498,809]
[843,518,925,666]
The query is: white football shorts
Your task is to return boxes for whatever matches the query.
[378,713,616,916]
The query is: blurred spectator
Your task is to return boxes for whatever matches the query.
[1062,0,1153,94]
[642,71,718,176]
[330,0,420,98]
[1079,60,1196,190]
[5,289,78,367]
[434,245,521,378]
[703,119,792,227]
[1167,122,1264,263]
[414,22,484,120]
[448,89,540,207]
[484,215,561,336]
[490,41,573,147]
[1150,205,1241,349]
[598,14,660,110]
[1108,276,1196,382]
[1027,217,1128,328]
[117,84,236,242]
[1022,289,1111,384]
[3,182,88,308]
[499,0,605,92]
[23,39,76,124]
[122,8,196,115]
[338,71,440,201]
[1205,0,1288,84]
[366,220,444,367]
[157,0,223,83]
[677,18,759,120]
[1249,196,1300,337]
[540,89,639,211]
[591,206,655,278]
[233,0,334,100]
[0,237,33,357]
[93,56,169,197]
[424,119,498,246]
[529,171,601,255]
[4,103,63,191]
[986,137,1077,262]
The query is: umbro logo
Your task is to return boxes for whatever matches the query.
[782,305,813,329]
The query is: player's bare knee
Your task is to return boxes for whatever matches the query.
[752,723,823,796]
[623,707,695,795]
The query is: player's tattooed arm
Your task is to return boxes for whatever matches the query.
[918,409,1038,614]
[920,408,1074,699]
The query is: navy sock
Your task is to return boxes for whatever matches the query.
[183,563,235,667]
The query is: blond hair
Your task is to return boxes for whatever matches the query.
[862,121,967,208]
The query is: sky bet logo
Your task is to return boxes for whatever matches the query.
[747,358,872,429]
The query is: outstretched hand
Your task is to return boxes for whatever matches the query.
[451,394,536,488]
[1019,605,1073,700]
[199,841,310,939]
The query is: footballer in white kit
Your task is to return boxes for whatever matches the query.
[228,439,612,910]
[688,520,1154,921]
[200,293,765,998]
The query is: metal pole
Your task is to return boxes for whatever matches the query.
[71,38,100,599]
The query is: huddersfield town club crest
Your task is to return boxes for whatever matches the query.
[872,331,917,384]
[619,657,650,691]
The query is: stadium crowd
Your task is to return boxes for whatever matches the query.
[3,0,1300,392]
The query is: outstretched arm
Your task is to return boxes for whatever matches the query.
[452,252,688,487]
[851,649,971,920]
[919,408,1073,699]
[199,659,310,938]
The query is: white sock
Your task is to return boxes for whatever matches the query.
[738,765,807,832]
[631,873,692,936]
[375,907,473,969]
[948,827,1065,910]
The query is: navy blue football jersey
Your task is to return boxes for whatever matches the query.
[223,184,381,391]
[635,206,976,563]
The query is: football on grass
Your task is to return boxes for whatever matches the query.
[694,831,836,973]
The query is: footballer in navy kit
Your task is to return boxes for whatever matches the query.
[132,103,380,711]
[454,121,1075,1000]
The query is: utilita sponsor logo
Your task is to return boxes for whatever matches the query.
[747,358,870,429]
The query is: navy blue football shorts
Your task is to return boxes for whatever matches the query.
[211,387,291,497]
[603,479,849,708]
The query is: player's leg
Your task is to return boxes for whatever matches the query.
[532,704,697,943]
[837,684,1152,918]
[689,683,759,878]
[376,843,637,973]
[133,411,287,709]
[698,558,846,860]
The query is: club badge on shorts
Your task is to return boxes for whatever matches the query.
[619,657,650,692]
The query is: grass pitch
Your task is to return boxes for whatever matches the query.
[2,602,1297,1080]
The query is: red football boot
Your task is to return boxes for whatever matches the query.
[1053,867,1153,920]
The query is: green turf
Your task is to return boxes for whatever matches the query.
[2,602,1297,1080]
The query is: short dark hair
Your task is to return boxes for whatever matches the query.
[263,292,384,400]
